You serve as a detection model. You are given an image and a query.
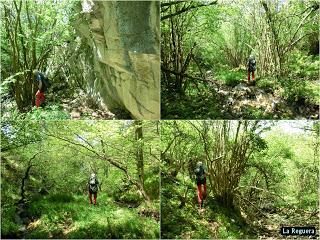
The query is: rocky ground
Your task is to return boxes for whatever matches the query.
[1,90,119,120]
[210,81,319,119]
[58,91,116,120]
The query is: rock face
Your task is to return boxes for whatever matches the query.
[75,0,160,119]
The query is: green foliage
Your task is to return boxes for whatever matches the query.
[161,121,318,238]
[241,126,318,214]
[256,77,280,92]
[161,1,318,119]
[0,1,105,116]
[161,174,254,239]
[1,104,71,121]
[1,120,160,238]
[216,69,245,87]
[287,51,319,80]
[114,186,144,206]
[279,78,319,105]
[213,204,251,239]
[161,89,224,119]
[144,173,160,200]
[1,205,21,239]
[1,0,78,110]
[22,194,159,239]
[48,193,75,203]
[256,74,319,107]
[243,106,265,119]
[25,106,71,120]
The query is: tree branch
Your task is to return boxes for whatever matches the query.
[161,1,217,21]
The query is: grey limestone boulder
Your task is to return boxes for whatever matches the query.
[75,0,160,119]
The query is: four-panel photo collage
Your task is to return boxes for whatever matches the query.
[1,0,319,239]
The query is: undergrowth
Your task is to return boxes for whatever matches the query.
[2,193,159,239]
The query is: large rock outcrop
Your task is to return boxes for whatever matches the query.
[75,0,160,119]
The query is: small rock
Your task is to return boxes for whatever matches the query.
[227,97,235,105]
[70,110,81,119]
[242,100,249,105]
[310,114,319,119]
[256,94,264,102]
[92,112,99,118]
[218,89,229,96]
[18,225,26,232]
[235,83,250,92]
[271,100,279,111]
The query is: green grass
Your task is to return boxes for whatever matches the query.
[256,77,280,93]
[1,104,71,121]
[216,69,245,87]
[256,76,319,106]
[25,105,71,120]
[161,86,225,119]
[278,78,319,105]
[161,174,254,239]
[241,106,280,119]
[2,193,159,239]
[161,195,255,239]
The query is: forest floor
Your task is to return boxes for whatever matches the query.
[250,207,319,239]
[3,193,159,239]
[162,78,319,119]
[162,196,255,239]
[162,193,319,239]
[1,89,131,120]
[212,80,318,119]
[58,91,116,120]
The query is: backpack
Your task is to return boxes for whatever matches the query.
[195,165,205,181]
[248,58,256,71]
[42,76,51,92]
[36,72,51,92]
[89,176,98,193]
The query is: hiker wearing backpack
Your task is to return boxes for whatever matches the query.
[247,54,256,84]
[88,173,99,205]
[194,161,208,209]
[33,70,49,108]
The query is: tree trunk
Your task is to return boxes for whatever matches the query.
[135,120,144,188]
